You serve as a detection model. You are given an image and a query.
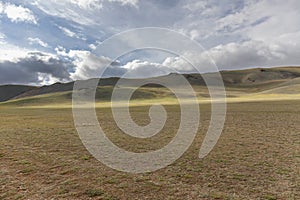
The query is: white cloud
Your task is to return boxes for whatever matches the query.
[160,38,300,73]
[120,60,169,78]
[0,43,56,64]
[162,56,196,72]
[28,37,49,48]
[2,0,300,84]
[57,25,87,40]
[207,41,285,69]
[0,2,4,13]
[168,0,300,72]
[183,1,207,12]
[68,0,103,10]
[70,52,114,80]
[189,29,200,40]
[37,72,64,86]
[31,1,95,25]
[89,43,97,50]
[0,43,31,62]
[58,26,77,38]
[1,3,37,24]
[66,0,138,8]
[32,0,139,26]
[209,0,300,69]
[108,0,139,7]
[55,47,114,80]
[215,0,300,39]
[88,40,102,50]
[0,33,5,44]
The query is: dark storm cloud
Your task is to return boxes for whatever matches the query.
[0,52,73,85]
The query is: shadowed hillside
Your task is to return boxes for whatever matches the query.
[0,85,36,102]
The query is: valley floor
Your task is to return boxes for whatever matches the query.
[0,100,299,199]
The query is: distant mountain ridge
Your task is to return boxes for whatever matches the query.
[1,66,300,103]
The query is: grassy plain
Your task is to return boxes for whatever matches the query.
[0,97,299,199]
[1,68,300,199]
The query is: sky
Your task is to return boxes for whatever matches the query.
[0,0,300,85]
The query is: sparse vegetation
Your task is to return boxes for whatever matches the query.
[0,98,299,199]
[0,67,299,199]
[85,189,104,197]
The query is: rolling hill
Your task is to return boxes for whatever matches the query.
[0,85,36,102]
[0,66,300,107]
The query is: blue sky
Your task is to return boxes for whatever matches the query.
[1,0,300,85]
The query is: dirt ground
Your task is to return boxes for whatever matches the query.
[0,100,299,199]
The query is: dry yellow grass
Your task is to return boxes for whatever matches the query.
[1,67,300,199]
[0,99,299,199]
